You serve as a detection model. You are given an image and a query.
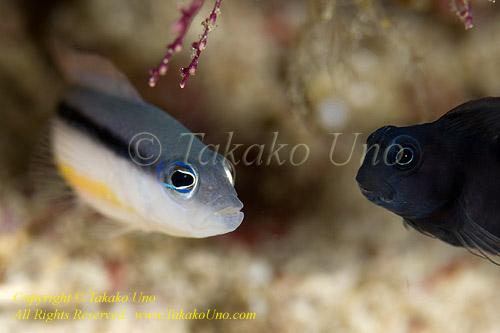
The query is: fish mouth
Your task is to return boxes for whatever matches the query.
[212,205,243,217]
[357,183,394,204]
[358,183,373,195]
[212,203,243,217]
[204,209,244,234]
[199,196,244,234]
[209,195,244,218]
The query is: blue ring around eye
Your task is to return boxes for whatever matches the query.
[156,161,197,194]
[163,183,192,193]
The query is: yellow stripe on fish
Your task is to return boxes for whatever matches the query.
[57,163,121,207]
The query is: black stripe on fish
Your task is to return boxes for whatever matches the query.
[57,101,130,159]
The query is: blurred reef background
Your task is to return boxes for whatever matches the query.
[2,0,500,332]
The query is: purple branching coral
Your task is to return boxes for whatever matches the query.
[149,0,222,88]
[450,0,496,29]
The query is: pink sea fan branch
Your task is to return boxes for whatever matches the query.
[450,0,496,29]
[149,0,223,89]
[148,0,205,87]
[451,0,474,29]
[179,0,222,88]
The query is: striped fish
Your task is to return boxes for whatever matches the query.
[51,46,243,238]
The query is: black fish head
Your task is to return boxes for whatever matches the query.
[356,124,462,219]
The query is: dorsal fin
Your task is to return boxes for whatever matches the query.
[51,42,144,103]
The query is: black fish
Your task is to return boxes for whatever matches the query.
[356,97,500,264]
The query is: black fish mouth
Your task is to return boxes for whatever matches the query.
[357,183,393,204]
[358,183,372,195]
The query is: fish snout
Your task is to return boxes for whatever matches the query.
[212,195,243,216]
[357,183,378,202]
[358,183,373,195]
[356,176,395,205]
[200,195,244,232]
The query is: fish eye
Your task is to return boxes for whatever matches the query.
[385,135,420,170]
[171,168,195,190]
[222,158,236,186]
[157,162,198,194]
[388,144,419,170]
[396,147,414,165]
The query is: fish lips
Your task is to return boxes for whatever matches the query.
[356,180,396,206]
[202,195,244,233]
[207,210,244,232]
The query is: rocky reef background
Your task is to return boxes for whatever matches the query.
[2,0,500,332]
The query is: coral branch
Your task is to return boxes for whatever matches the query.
[149,0,205,87]
[149,0,223,89]
[179,0,222,88]
[451,0,474,29]
[449,0,497,30]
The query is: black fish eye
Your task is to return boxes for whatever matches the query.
[171,169,195,189]
[396,147,414,165]
[157,162,198,194]
[388,144,419,170]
